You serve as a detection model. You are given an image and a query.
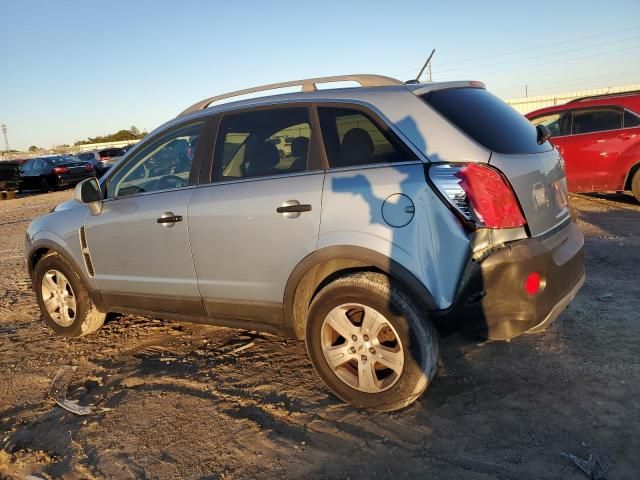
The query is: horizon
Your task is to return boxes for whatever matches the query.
[1,0,639,151]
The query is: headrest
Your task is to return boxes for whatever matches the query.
[341,128,374,166]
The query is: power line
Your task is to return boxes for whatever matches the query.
[492,70,640,95]
[436,35,640,74]
[434,26,640,67]
[440,45,640,79]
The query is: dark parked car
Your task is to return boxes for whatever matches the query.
[19,156,96,192]
[0,161,21,192]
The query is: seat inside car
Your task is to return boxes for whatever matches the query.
[288,136,309,171]
[242,141,280,177]
[341,128,374,166]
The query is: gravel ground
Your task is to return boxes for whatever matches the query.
[0,189,639,480]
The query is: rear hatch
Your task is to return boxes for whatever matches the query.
[421,86,570,237]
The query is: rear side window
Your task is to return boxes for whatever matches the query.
[422,88,550,154]
[571,108,622,134]
[318,107,415,168]
[213,108,311,181]
[624,110,640,128]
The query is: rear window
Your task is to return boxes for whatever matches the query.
[100,148,125,158]
[422,88,550,154]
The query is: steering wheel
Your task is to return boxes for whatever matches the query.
[156,174,186,190]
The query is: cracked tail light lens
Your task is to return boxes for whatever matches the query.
[429,163,526,229]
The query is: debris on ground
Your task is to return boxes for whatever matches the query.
[49,366,111,415]
[561,452,608,480]
[597,293,614,302]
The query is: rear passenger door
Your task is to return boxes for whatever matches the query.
[188,106,324,325]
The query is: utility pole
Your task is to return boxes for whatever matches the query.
[1,124,8,150]
[525,84,528,98]
[1,124,9,159]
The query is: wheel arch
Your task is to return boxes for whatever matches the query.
[27,239,107,312]
[283,245,438,340]
[623,160,640,190]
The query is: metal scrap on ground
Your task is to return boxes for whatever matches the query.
[561,452,608,480]
[49,365,111,416]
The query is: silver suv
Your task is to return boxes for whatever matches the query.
[25,75,585,411]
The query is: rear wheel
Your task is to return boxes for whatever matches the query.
[34,252,105,337]
[39,178,50,193]
[631,169,640,203]
[305,272,438,411]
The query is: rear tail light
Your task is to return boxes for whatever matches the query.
[85,164,94,172]
[52,166,69,174]
[429,163,526,229]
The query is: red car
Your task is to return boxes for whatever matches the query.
[527,91,640,202]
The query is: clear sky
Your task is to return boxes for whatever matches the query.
[1,0,639,151]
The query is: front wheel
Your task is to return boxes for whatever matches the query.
[34,252,105,337]
[305,272,438,411]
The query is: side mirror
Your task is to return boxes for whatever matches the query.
[74,178,103,215]
[536,124,552,145]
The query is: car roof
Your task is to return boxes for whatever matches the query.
[178,75,484,120]
[527,92,640,118]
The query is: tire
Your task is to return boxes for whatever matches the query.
[34,252,105,337]
[305,272,438,411]
[631,169,640,203]
[39,178,50,193]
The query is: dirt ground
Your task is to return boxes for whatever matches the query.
[0,189,638,480]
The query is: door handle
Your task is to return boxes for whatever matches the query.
[277,200,312,219]
[276,204,312,213]
[157,212,182,227]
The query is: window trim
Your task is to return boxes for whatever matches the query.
[205,103,323,185]
[101,118,208,201]
[313,102,420,171]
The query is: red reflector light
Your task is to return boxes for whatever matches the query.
[52,166,69,174]
[524,272,541,296]
[455,163,526,229]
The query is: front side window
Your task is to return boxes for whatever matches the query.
[571,108,622,135]
[213,108,311,181]
[106,121,203,198]
[318,107,414,168]
[530,113,564,137]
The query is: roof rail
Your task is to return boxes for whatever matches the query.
[178,74,403,117]
[566,89,640,104]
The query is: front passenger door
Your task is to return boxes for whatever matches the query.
[188,106,324,325]
[85,120,206,314]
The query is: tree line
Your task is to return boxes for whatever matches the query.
[73,126,147,146]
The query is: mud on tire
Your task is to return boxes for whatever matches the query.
[305,272,438,411]
[34,252,105,337]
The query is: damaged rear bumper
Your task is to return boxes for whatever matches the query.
[438,220,585,340]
